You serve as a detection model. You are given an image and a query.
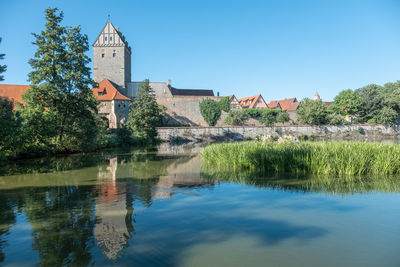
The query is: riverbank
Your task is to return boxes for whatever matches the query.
[201,141,400,176]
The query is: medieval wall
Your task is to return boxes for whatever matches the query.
[158,96,222,126]
[157,125,400,143]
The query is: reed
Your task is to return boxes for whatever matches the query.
[200,141,400,176]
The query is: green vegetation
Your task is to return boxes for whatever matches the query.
[0,37,6,81]
[276,110,290,123]
[127,79,163,142]
[199,98,221,126]
[218,96,230,112]
[201,141,400,176]
[224,110,249,126]
[296,98,328,125]
[328,89,361,116]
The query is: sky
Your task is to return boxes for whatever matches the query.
[1,0,400,101]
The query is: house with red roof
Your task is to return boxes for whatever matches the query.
[238,94,268,109]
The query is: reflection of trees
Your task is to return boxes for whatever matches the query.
[0,190,18,263]
[201,168,400,195]
[23,185,97,266]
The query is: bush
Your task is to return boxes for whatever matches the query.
[199,98,221,126]
[276,111,290,123]
[224,110,249,126]
[218,96,230,112]
[243,109,266,118]
[297,98,328,125]
[375,107,398,126]
[260,109,278,126]
[327,113,345,125]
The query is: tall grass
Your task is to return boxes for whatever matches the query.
[200,141,400,176]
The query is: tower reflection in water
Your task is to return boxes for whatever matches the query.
[94,154,214,260]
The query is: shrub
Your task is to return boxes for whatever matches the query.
[297,98,328,125]
[224,110,249,126]
[327,113,345,125]
[358,127,364,134]
[260,109,278,126]
[199,98,221,126]
[276,111,290,123]
[218,96,230,112]
[375,107,398,126]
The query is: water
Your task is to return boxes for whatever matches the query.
[0,145,400,267]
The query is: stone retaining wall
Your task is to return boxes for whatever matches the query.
[157,125,400,143]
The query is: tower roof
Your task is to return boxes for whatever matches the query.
[93,20,131,53]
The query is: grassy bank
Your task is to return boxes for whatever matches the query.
[200,141,400,176]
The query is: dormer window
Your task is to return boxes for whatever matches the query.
[98,88,106,96]
[101,53,105,58]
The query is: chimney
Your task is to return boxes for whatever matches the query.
[168,80,171,87]
[217,91,220,96]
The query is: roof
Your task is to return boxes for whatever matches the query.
[0,84,30,105]
[269,98,299,111]
[238,94,268,109]
[92,79,130,101]
[169,87,214,96]
[324,101,332,107]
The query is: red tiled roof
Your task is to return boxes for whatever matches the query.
[238,94,268,109]
[269,98,298,111]
[92,79,130,101]
[0,84,30,105]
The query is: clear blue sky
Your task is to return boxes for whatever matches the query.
[1,0,400,101]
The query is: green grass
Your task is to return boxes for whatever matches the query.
[200,141,400,176]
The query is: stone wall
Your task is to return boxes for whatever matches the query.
[157,125,400,143]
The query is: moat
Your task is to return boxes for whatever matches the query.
[0,144,399,267]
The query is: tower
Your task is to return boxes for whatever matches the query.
[93,20,132,88]
[314,92,321,101]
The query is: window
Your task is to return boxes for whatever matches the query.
[110,37,112,41]
[101,53,105,58]
[113,52,116,57]
[105,36,107,41]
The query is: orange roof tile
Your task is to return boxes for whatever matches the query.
[238,94,268,109]
[92,79,130,101]
[269,98,298,111]
[0,84,30,105]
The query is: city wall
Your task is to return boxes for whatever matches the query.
[157,125,400,143]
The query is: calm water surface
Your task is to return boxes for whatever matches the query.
[0,144,400,267]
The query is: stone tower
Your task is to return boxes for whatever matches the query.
[93,20,132,88]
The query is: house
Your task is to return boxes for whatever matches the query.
[238,94,268,109]
[268,98,299,121]
[228,94,242,110]
[0,84,30,107]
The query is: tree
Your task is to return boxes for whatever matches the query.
[127,79,162,141]
[355,84,384,123]
[260,109,278,126]
[224,110,249,126]
[218,96,230,112]
[0,37,6,81]
[296,98,328,125]
[276,111,290,123]
[0,97,20,155]
[329,89,361,116]
[375,107,398,126]
[327,112,345,125]
[23,8,98,152]
[199,98,221,126]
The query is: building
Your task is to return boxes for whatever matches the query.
[228,94,242,110]
[238,94,268,109]
[268,98,299,121]
[93,20,220,127]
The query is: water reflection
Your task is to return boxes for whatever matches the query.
[0,144,399,266]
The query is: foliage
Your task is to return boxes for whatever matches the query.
[127,79,163,141]
[242,108,266,118]
[259,109,278,126]
[376,107,398,126]
[218,96,230,112]
[224,110,249,126]
[199,98,221,126]
[0,97,21,157]
[22,8,98,153]
[329,89,361,116]
[0,37,6,81]
[201,141,400,176]
[276,111,290,123]
[296,98,328,125]
[326,113,345,125]
[355,84,384,123]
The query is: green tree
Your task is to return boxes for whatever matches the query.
[381,81,400,113]
[224,110,249,126]
[127,79,162,141]
[276,111,290,123]
[0,97,20,157]
[329,89,361,116]
[296,98,328,125]
[375,107,398,126]
[327,112,345,125]
[260,109,278,126]
[0,37,6,81]
[199,98,221,126]
[218,96,230,112]
[355,84,384,123]
[23,8,98,152]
